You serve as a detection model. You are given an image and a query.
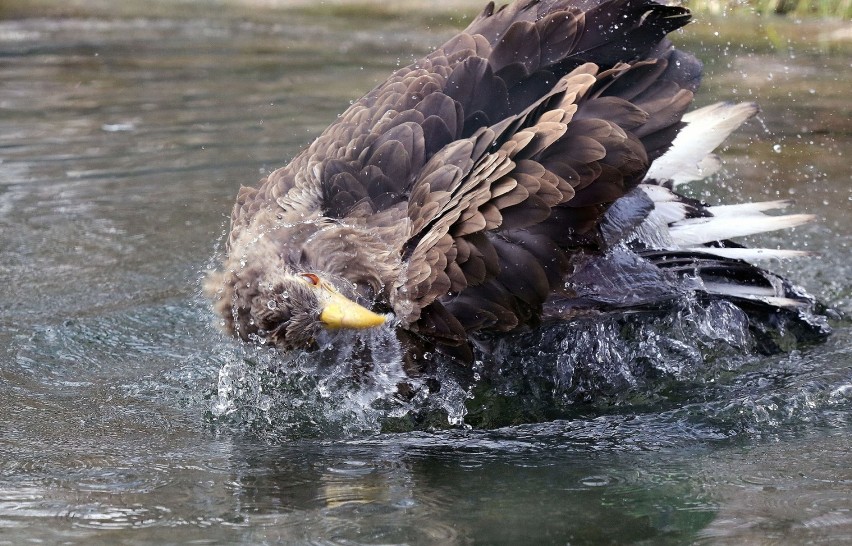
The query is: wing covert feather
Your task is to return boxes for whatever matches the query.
[232,0,702,355]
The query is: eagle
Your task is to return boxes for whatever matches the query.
[206,0,829,364]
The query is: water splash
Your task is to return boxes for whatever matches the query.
[210,324,422,437]
[206,288,840,437]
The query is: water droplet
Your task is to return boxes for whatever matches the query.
[773,144,782,153]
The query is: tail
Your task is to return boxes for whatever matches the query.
[635,101,815,261]
[583,101,832,349]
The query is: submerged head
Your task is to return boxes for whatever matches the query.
[208,268,386,351]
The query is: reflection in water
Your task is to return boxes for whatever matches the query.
[0,4,850,545]
[205,439,717,544]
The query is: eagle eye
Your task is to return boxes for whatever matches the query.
[300,273,321,286]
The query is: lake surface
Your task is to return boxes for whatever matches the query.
[0,3,850,544]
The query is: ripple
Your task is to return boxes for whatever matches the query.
[304,507,461,546]
[64,504,173,530]
[694,426,852,544]
[799,510,852,531]
[579,474,618,488]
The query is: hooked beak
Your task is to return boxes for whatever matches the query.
[318,289,386,330]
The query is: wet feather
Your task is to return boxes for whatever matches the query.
[209,0,829,361]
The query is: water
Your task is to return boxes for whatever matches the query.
[1,3,850,544]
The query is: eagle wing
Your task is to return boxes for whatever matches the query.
[230,0,701,358]
[394,0,699,355]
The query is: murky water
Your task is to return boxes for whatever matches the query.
[1,4,850,544]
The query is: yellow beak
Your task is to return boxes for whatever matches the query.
[319,290,386,330]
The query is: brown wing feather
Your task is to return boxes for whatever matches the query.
[229,0,702,358]
[396,0,699,354]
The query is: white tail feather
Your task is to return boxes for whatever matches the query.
[701,282,809,309]
[639,183,679,203]
[644,102,759,187]
[639,184,690,224]
[670,214,815,246]
[684,247,813,260]
[652,201,691,224]
[637,185,814,255]
[707,200,793,217]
